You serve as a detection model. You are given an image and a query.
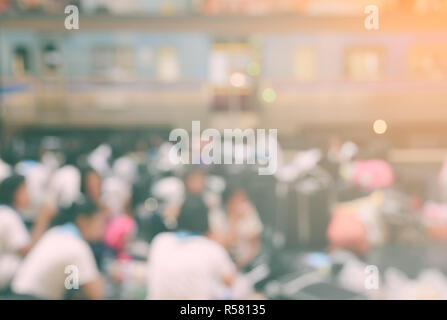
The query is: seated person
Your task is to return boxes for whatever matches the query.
[0,175,31,291]
[222,186,263,269]
[147,195,237,300]
[31,166,103,247]
[11,197,106,300]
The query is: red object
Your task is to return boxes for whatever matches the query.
[104,215,136,260]
[352,159,394,191]
[423,203,447,241]
[327,208,370,256]
[0,0,11,15]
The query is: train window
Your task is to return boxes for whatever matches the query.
[210,50,228,86]
[91,47,114,77]
[137,47,154,71]
[12,45,31,77]
[293,47,317,82]
[345,47,384,81]
[156,47,180,82]
[91,46,134,80]
[408,45,447,80]
[42,43,62,72]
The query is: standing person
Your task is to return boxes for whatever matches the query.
[184,167,207,196]
[223,186,263,269]
[80,166,103,207]
[30,164,81,246]
[0,175,31,291]
[11,197,106,300]
[31,166,103,249]
[147,195,237,300]
[79,166,108,268]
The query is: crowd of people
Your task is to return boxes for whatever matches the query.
[2,130,446,300]
[0,133,267,300]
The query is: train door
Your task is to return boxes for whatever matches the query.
[209,41,261,129]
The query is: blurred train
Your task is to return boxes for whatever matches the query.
[1,0,447,148]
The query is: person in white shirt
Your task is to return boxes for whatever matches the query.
[12,197,106,300]
[222,186,263,269]
[29,164,82,247]
[0,175,31,291]
[30,166,103,248]
[147,195,237,300]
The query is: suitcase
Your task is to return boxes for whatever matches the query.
[264,269,366,300]
[277,166,334,250]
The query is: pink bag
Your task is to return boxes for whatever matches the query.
[104,215,136,260]
[327,207,370,256]
[352,160,394,191]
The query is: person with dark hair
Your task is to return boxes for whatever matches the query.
[11,196,106,300]
[0,174,29,207]
[176,194,209,234]
[222,185,263,269]
[0,175,31,291]
[30,165,102,249]
[183,166,207,196]
[147,194,237,300]
[80,166,102,206]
